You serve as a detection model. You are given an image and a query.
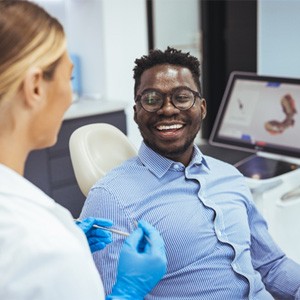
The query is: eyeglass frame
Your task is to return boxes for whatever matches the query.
[135,86,202,113]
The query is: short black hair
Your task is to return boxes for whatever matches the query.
[133,47,201,97]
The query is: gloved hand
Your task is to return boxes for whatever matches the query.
[76,217,113,253]
[106,220,167,300]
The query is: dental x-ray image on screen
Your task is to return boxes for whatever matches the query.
[209,71,300,179]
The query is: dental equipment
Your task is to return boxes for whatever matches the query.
[75,219,130,237]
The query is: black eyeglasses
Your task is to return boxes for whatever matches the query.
[135,87,201,113]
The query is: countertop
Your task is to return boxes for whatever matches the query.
[63,97,128,120]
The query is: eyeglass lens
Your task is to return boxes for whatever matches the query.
[140,88,196,112]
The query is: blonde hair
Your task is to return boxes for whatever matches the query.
[0,0,66,101]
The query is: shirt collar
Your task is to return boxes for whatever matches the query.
[138,142,209,178]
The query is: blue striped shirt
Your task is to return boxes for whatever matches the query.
[80,142,300,299]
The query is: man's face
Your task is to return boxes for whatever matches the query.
[134,64,206,165]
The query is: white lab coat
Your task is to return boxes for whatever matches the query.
[0,164,105,300]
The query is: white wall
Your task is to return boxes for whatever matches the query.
[257,0,300,263]
[65,0,105,98]
[34,0,106,97]
[258,0,300,78]
[36,0,148,148]
[100,0,148,148]
[153,0,201,61]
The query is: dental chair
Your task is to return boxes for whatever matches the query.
[69,123,137,197]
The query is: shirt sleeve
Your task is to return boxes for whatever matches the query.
[80,185,134,295]
[248,199,300,299]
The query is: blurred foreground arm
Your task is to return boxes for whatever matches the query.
[106,220,167,300]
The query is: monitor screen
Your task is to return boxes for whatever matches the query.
[209,71,300,160]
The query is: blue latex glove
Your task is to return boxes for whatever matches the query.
[106,220,167,300]
[76,217,113,253]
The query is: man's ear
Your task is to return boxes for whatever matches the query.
[133,104,138,124]
[22,67,45,108]
[200,98,207,119]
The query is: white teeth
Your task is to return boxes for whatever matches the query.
[157,124,183,131]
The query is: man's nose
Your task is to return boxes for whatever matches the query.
[157,96,180,115]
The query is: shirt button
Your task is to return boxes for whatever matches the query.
[174,164,180,169]
[232,263,238,270]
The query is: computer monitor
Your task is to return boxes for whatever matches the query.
[209,71,300,179]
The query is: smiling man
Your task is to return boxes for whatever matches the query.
[80,47,300,299]
[133,61,206,166]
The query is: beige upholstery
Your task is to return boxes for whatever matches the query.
[69,123,137,197]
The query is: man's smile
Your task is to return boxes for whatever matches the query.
[156,123,184,131]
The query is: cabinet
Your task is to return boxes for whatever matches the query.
[24,105,127,218]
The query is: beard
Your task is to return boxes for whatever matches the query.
[141,125,200,162]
